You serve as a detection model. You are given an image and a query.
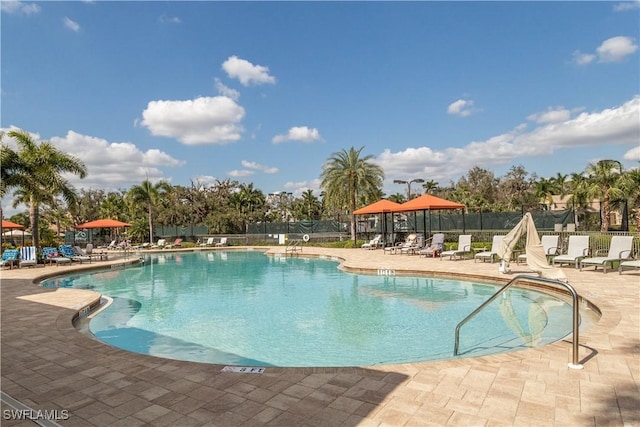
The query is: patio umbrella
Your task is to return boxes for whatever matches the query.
[75,219,131,244]
[2,219,24,229]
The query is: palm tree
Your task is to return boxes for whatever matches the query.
[299,189,322,220]
[1,130,87,247]
[421,180,439,195]
[618,168,640,231]
[533,177,555,209]
[582,160,624,232]
[126,180,172,244]
[320,146,384,240]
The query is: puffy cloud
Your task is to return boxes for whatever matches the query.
[527,107,571,124]
[63,17,80,32]
[283,178,322,196]
[158,14,181,24]
[596,36,638,62]
[140,96,245,145]
[1,1,40,14]
[241,160,278,174]
[45,130,185,190]
[272,126,323,144]
[228,169,255,177]
[222,56,276,87]
[623,145,640,162]
[378,96,640,185]
[214,78,240,101]
[447,99,476,117]
[573,36,638,65]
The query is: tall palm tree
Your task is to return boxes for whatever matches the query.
[421,180,439,195]
[1,130,87,247]
[582,160,624,232]
[320,146,384,240]
[618,167,640,231]
[126,180,172,244]
[299,189,322,220]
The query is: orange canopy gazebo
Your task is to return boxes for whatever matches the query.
[75,219,131,245]
[395,194,466,237]
[354,199,402,246]
[2,219,24,229]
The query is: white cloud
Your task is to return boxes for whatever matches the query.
[447,99,476,117]
[140,96,245,145]
[623,145,640,162]
[63,17,80,32]
[159,14,181,24]
[241,160,279,174]
[527,107,571,124]
[614,1,640,12]
[283,179,322,197]
[596,36,638,62]
[573,36,638,65]
[1,1,40,14]
[272,126,323,144]
[571,51,596,65]
[228,169,255,177]
[377,95,640,186]
[222,56,276,87]
[214,78,240,101]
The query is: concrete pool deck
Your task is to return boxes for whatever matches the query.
[1,246,638,426]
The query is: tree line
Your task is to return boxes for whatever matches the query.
[2,130,638,248]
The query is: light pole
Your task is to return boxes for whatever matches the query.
[393,178,425,200]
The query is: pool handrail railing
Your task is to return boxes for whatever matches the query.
[453,274,583,369]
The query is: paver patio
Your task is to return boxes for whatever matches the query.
[1,246,638,426]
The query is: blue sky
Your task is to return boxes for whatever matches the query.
[2,1,639,216]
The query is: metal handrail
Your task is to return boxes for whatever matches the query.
[454,274,583,369]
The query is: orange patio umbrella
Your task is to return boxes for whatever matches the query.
[2,219,24,229]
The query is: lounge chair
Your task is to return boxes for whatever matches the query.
[580,236,634,273]
[151,239,166,249]
[199,237,215,247]
[1,249,20,269]
[107,240,117,250]
[42,247,72,266]
[165,238,183,249]
[419,233,445,258]
[440,235,472,261]
[384,234,416,255]
[552,235,590,269]
[517,235,559,264]
[59,245,91,263]
[400,234,421,255]
[215,237,228,247]
[619,259,640,274]
[19,246,38,268]
[474,235,505,263]
[361,234,382,249]
[85,243,108,261]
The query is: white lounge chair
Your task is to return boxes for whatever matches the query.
[199,237,215,247]
[552,235,590,269]
[85,243,108,261]
[361,234,382,249]
[215,237,228,247]
[419,233,445,258]
[580,236,634,273]
[151,239,166,249]
[384,234,416,255]
[440,235,472,261]
[474,235,505,263]
[619,259,640,274]
[19,246,38,268]
[517,235,559,264]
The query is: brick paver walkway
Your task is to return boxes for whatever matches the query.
[1,247,638,426]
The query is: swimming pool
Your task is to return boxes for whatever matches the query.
[43,250,581,367]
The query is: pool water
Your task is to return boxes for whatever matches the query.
[43,251,579,367]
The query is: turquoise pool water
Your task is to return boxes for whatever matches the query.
[43,250,577,367]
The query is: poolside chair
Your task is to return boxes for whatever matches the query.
[619,258,640,274]
[85,243,108,261]
[400,234,421,255]
[440,235,472,261]
[59,245,91,263]
[552,235,590,269]
[151,238,166,249]
[361,234,382,249]
[1,249,20,269]
[199,237,215,247]
[474,235,505,263]
[579,236,634,273]
[383,234,416,255]
[42,247,72,266]
[517,235,559,264]
[215,237,228,247]
[419,233,445,258]
[19,246,38,268]
[107,240,118,250]
[165,238,183,249]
